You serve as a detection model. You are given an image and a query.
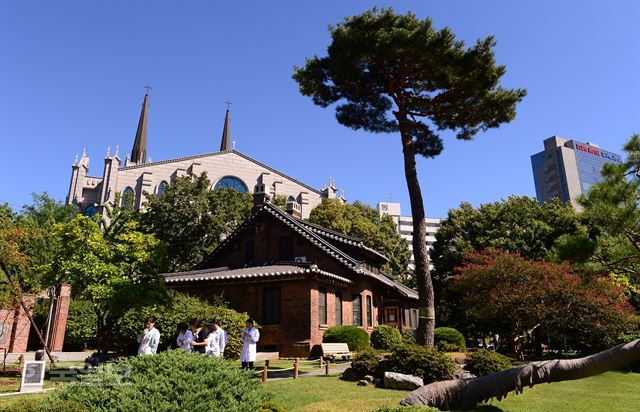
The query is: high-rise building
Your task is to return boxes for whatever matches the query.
[376,202,442,269]
[531,136,622,210]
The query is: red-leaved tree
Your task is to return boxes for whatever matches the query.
[451,249,635,355]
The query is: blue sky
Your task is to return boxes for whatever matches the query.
[1,1,638,217]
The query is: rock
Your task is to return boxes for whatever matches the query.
[340,367,358,381]
[357,379,368,386]
[454,357,466,365]
[364,375,375,383]
[383,371,424,390]
[460,371,476,380]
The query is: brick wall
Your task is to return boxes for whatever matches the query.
[0,296,34,353]
[47,284,71,352]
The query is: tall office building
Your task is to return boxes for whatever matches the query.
[531,136,622,210]
[377,202,442,270]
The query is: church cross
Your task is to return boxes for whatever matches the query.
[225,98,232,110]
[144,83,152,94]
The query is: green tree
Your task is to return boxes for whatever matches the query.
[49,214,166,353]
[432,196,585,281]
[140,173,252,271]
[567,134,640,304]
[294,8,526,346]
[309,199,412,282]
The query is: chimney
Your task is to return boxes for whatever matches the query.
[253,183,270,212]
[286,199,303,219]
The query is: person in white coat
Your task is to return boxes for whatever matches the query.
[137,316,160,356]
[176,322,193,351]
[205,321,226,357]
[240,318,259,369]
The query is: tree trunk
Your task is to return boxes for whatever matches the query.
[0,260,57,366]
[401,338,640,410]
[400,131,435,347]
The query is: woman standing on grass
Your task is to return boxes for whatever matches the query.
[137,316,160,356]
[240,318,259,369]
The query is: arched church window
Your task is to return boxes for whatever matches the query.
[121,187,135,209]
[214,176,248,193]
[157,181,169,198]
[84,205,97,217]
[287,196,296,203]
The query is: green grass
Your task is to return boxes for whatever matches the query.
[265,372,640,412]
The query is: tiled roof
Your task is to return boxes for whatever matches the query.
[195,202,418,301]
[163,264,352,285]
[295,219,389,262]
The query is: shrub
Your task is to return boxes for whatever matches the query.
[258,401,288,412]
[434,327,465,351]
[64,299,97,351]
[401,328,416,343]
[351,348,382,379]
[389,343,456,384]
[436,341,462,353]
[466,349,512,376]
[371,325,403,350]
[51,350,268,411]
[323,325,370,351]
[117,291,251,358]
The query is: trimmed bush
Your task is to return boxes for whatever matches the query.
[117,291,251,358]
[0,399,86,412]
[371,325,403,350]
[434,327,465,351]
[351,348,382,379]
[466,349,512,376]
[389,343,456,384]
[323,325,370,351]
[51,350,268,411]
[401,328,416,344]
[436,341,462,353]
[64,299,97,351]
[259,401,288,412]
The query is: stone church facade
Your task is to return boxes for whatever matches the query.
[66,93,344,218]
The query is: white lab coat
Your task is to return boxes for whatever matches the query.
[240,327,260,362]
[206,329,226,357]
[176,330,193,351]
[137,327,160,356]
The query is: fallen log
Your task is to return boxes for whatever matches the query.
[401,339,640,410]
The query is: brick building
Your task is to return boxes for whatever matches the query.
[163,189,419,357]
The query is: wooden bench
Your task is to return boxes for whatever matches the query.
[320,343,352,361]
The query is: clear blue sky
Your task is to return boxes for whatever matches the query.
[1,1,638,217]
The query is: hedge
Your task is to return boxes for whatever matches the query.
[434,327,465,351]
[322,325,370,351]
[370,325,403,350]
[466,349,512,376]
[117,291,252,358]
[389,343,457,384]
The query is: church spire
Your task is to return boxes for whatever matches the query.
[130,93,149,164]
[220,108,231,151]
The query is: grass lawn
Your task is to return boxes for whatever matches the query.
[265,371,640,412]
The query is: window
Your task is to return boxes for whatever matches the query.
[83,205,97,217]
[244,240,255,263]
[352,294,362,326]
[335,292,343,325]
[278,236,294,261]
[366,295,373,328]
[121,187,135,209]
[157,181,169,197]
[319,287,327,324]
[263,287,281,324]
[214,176,248,193]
